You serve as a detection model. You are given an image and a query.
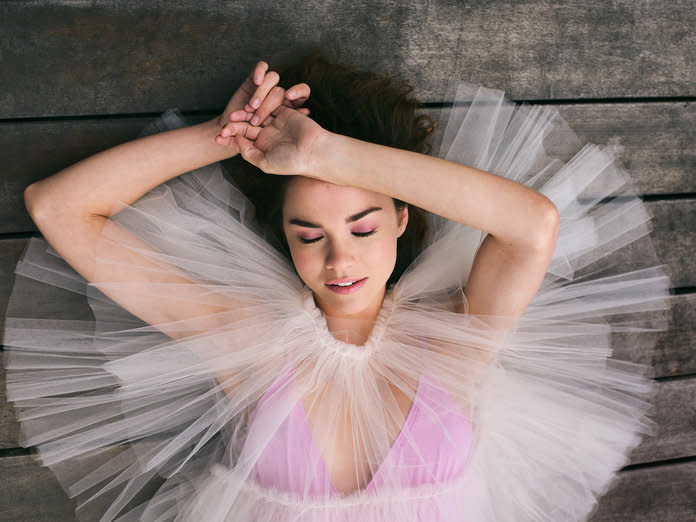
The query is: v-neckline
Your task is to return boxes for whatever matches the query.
[299,376,423,496]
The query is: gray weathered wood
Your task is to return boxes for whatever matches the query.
[0,115,207,234]
[0,240,29,335]
[0,119,154,234]
[1,446,694,521]
[0,361,20,450]
[1,1,694,119]
[567,200,696,290]
[3,199,691,287]
[556,102,696,196]
[0,455,77,522]
[2,103,693,233]
[588,460,696,521]
[630,377,696,466]
[649,200,696,289]
[653,294,696,379]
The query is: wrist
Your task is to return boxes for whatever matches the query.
[202,117,239,158]
[305,128,342,183]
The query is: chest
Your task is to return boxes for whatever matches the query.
[251,373,474,497]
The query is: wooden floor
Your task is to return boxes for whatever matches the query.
[1,1,694,520]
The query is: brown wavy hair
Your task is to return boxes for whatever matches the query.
[228,52,436,286]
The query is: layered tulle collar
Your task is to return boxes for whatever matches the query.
[301,286,395,358]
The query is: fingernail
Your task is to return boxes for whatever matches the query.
[251,115,260,125]
[250,97,260,108]
[287,89,296,98]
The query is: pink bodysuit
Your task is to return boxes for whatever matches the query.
[249,366,474,499]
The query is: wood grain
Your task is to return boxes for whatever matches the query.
[556,102,696,196]
[0,360,20,450]
[653,294,696,378]
[1,2,694,519]
[589,460,696,521]
[1,104,694,233]
[0,455,77,522]
[630,377,696,466]
[1,448,694,521]
[1,1,694,119]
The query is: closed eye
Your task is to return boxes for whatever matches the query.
[352,229,376,237]
[299,236,323,244]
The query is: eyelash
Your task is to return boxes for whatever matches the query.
[299,229,376,244]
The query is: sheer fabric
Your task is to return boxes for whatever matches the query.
[3,84,671,521]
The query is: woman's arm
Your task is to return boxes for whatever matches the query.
[24,63,310,340]
[313,132,559,320]
[224,105,559,321]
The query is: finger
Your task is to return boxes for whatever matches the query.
[228,109,253,123]
[297,108,311,115]
[236,61,269,100]
[215,134,234,147]
[246,70,280,112]
[285,83,311,108]
[222,121,262,141]
[251,85,286,126]
[252,61,269,86]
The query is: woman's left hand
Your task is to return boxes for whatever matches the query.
[216,61,311,149]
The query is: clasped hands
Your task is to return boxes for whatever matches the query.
[215,61,321,176]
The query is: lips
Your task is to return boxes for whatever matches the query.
[325,277,367,294]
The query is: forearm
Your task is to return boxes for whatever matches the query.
[310,131,558,250]
[26,117,233,223]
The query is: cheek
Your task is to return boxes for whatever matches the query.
[288,246,323,281]
[369,238,398,272]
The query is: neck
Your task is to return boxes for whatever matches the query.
[315,290,385,346]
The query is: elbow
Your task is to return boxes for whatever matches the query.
[23,182,43,221]
[24,181,56,227]
[534,195,559,252]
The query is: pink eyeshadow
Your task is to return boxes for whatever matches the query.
[351,222,378,234]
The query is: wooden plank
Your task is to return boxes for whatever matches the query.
[3,198,692,286]
[1,1,694,119]
[0,450,694,520]
[2,103,693,234]
[649,200,696,289]
[0,455,77,522]
[630,377,696,466]
[589,460,696,521]
[0,116,211,234]
[0,118,155,234]
[0,360,20,450]
[0,240,29,335]
[1,213,694,379]
[568,200,696,290]
[1,109,695,232]
[0,239,94,331]
[654,294,696,378]
[556,102,696,196]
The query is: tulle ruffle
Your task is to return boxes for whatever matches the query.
[3,85,671,521]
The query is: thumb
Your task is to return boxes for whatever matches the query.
[235,134,265,169]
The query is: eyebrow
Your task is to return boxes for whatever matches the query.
[288,206,383,228]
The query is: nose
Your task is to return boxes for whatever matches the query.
[325,238,354,272]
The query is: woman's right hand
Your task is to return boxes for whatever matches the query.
[216,61,310,152]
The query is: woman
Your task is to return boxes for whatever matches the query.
[4,56,670,521]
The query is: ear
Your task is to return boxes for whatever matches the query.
[396,205,409,238]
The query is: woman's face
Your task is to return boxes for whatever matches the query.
[282,176,408,320]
